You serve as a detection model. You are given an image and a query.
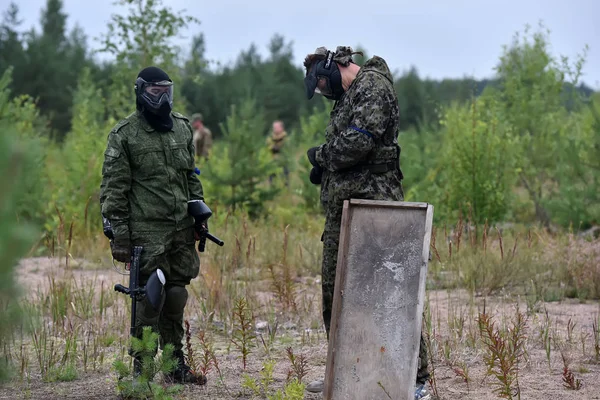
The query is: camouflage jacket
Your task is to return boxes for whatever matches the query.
[267,130,287,154]
[193,126,213,158]
[315,56,404,208]
[99,111,204,239]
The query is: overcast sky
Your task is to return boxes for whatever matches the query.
[7,0,600,89]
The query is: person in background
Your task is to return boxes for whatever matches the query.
[192,113,212,161]
[267,119,289,185]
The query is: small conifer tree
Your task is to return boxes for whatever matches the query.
[113,327,182,399]
[203,98,280,218]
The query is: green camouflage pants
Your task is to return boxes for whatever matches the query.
[130,226,199,353]
[321,204,430,384]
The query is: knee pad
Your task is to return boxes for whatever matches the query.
[162,285,188,320]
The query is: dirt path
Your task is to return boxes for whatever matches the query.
[1,258,599,399]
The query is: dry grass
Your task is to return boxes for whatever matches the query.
[1,210,599,399]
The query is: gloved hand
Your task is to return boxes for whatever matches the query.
[307,146,320,167]
[111,236,131,263]
[194,219,208,241]
[307,146,323,185]
[310,166,323,185]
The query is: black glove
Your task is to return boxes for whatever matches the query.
[310,166,323,185]
[307,146,320,167]
[195,220,209,252]
[194,219,209,239]
[111,236,131,263]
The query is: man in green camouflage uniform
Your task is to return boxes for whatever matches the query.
[303,47,430,399]
[100,66,207,385]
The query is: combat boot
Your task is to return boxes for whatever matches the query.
[132,354,157,382]
[165,350,207,385]
[133,356,143,377]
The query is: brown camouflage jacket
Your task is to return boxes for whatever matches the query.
[193,126,213,158]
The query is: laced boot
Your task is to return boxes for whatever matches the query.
[133,356,143,378]
[165,350,207,385]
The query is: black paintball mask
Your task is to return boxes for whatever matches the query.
[135,66,174,132]
[304,51,344,101]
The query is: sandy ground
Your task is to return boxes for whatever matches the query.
[1,257,599,400]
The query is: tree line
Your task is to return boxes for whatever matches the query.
[1,0,599,234]
[2,0,594,142]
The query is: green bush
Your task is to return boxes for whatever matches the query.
[0,122,38,382]
[45,67,107,237]
[439,97,518,223]
[202,98,280,218]
[494,22,589,226]
[0,67,49,226]
[545,94,600,229]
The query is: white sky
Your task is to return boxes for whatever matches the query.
[7,0,600,89]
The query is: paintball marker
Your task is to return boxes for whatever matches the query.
[103,216,166,338]
[187,200,225,252]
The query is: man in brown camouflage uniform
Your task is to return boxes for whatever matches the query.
[303,47,430,399]
[192,113,212,160]
[267,120,290,185]
[100,66,208,385]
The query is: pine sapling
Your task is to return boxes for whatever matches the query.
[184,320,198,373]
[198,330,229,395]
[562,367,582,391]
[231,297,256,370]
[452,362,470,392]
[260,358,276,392]
[477,307,527,400]
[285,347,309,384]
[241,359,276,397]
[197,330,215,376]
[113,327,182,399]
[268,263,295,313]
[267,227,298,314]
[267,379,306,400]
[560,350,582,390]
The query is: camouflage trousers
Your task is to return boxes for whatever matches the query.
[131,227,200,354]
[321,203,430,384]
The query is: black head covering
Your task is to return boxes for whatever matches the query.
[135,66,173,132]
